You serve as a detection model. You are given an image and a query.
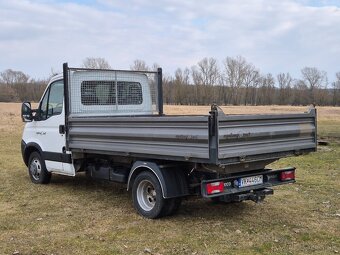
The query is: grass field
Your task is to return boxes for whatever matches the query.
[0,103,339,255]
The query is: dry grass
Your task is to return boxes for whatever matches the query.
[0,103,339,255]
[164,105,340,120]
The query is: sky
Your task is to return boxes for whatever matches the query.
[0,0,340,81]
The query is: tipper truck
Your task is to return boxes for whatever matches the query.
[21,64,317,218]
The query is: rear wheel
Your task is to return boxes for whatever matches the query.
[132,171,165,219]
[28,152,51,184]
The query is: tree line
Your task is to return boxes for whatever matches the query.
[1,57,340,106]
[0,69,47,102]
[130,57,340,106]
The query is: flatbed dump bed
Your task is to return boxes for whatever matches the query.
[68,107,316,165]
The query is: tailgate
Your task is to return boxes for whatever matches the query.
[217,108,317,163]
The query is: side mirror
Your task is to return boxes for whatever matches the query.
[21,102,33,122]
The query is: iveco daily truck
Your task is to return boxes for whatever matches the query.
[21,64,317,218]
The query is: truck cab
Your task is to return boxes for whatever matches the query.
[21,75,73,178]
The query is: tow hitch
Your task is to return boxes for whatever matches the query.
[214,188,274,203]
[233,188,274,203]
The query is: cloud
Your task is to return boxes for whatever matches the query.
[0,0,339,80]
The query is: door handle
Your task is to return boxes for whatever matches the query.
[59,125,65,134]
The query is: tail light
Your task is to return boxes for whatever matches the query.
[280,170,295,181]
[206,181,224,195]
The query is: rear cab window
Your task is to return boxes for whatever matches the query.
[81,81,143,106]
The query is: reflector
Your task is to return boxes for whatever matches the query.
[206,181,224,195]
[280,170,295,181]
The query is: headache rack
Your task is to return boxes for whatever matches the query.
[63,63,163,118]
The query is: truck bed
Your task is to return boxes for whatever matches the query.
[67,107,317,165]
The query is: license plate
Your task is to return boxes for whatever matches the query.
[238,175,263,188]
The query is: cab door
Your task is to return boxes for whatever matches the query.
[33,80,73,175]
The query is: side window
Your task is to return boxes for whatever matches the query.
[39,87,49,121]
[47,81,64,118]
[38,80,63,121]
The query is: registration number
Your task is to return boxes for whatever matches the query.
[238,175,263,188]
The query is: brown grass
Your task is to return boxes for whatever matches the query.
[164,104,340,121]
[0,103,339,255]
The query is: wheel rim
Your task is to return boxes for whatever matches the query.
[136,180,156,211]
[29,157,42,181]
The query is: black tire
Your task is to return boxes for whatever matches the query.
[162,197,182,216]
[28,151,51,184]
[132,171,165,219]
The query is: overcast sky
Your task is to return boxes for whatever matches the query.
[0,0,339,80]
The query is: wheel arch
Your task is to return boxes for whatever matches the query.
[22,141,43,166]
[127,161,189,199]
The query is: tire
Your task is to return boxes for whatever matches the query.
[28,151,51,184]
[162,197,182,216]
[132,171,165,219]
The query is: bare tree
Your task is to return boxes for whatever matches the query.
[0,69,34,101]
[292,80,309,105]
[130,59,149,71]
[197,58,219,86]
[0,68,49,102]
[191,58,219,86]
[191,57,219,104]
[162,75,175,104]
[222,56,260,105]
[82,57,111,69]
[191,67,201,85]
[173,68,190,104]
[243,64,260,105]
[0,69,30,84]
[0,85,19,102]
[257,73,275,105]
[301,67,327,104]
[277,73,293,105]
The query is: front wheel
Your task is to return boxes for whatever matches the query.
[28,151,51,184]
[132,171,165,219]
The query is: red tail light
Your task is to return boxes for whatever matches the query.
[280,170,295,181]
[206,181,224,195]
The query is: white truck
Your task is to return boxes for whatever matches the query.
[21,63,317,218]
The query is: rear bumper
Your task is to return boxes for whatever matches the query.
[201,167,295,198]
